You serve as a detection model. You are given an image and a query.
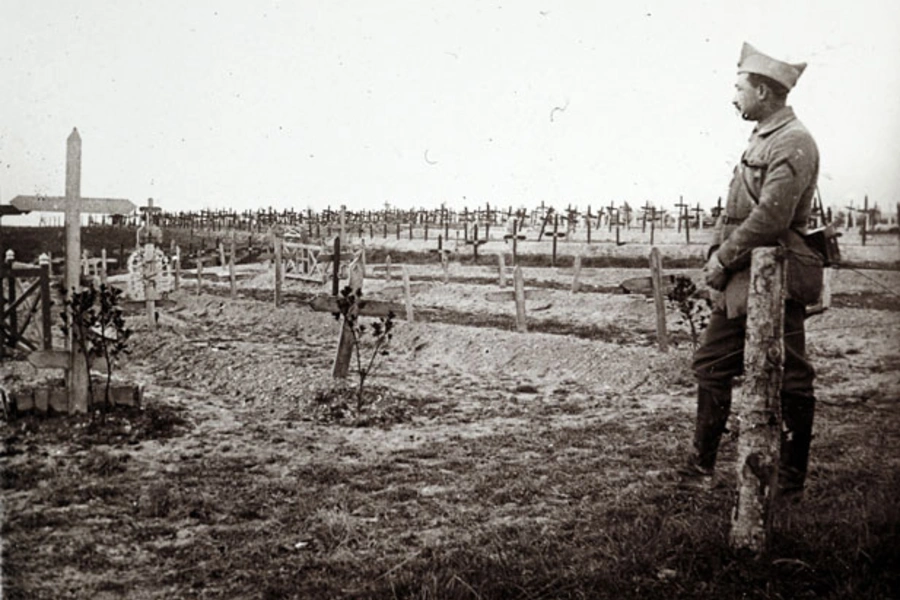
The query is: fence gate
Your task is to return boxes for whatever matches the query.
[0,260,53,356]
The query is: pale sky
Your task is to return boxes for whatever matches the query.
[2,0,899,221]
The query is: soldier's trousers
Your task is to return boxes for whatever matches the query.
[690,300,816,484]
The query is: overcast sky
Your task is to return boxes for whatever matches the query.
[2,0,899,220]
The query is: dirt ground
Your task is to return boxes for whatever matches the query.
[2,259,899,598]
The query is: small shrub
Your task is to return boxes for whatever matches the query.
[59,282,132,411]
[333,285,396,416]
[666,275,711,349]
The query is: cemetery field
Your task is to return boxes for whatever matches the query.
[2,259,900,599]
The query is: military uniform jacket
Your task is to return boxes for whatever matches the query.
[713,106,824,318]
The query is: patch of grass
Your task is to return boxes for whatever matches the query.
[3,355,899,598]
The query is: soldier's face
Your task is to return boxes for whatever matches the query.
[732,74,762,121]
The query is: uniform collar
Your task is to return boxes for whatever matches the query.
[753,106,796,137]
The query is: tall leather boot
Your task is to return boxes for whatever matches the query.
[779,392,816,499]
[679,386,732,489]
[691,386,732,470]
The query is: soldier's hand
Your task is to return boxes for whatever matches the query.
[704,254,729,291]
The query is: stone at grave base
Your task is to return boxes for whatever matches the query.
[34,389,48,413]
[11,390,34,413]
[48,389,69,414]
[90,383,143,408]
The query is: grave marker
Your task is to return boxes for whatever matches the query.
[649,247,669,352]
[12,129,134,413]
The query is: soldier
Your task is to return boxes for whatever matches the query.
[679,43,825,502]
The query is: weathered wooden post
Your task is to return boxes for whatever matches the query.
[39,254,52,350]
[229,230,237,299]
[649,247,668,352]
[512,219,518,265]
[332,236,341,297]
[385,254,392,283]
[498,253,506,288]
[173,246,181,291]
[514,265,527,333]
[861,195,868,247]
[332,260,364,379]
[273,229,284,307]
[359,239,367,278]
[64,130,89,413]
[571,253,582,293]
[196,259,203,296]
[896,202,900,244]
[402,266,414,322]
[440,251,449,284]
[5,251,17,349]
[100,248,108,285]
[730,247,785,554]
[552,215,560,267]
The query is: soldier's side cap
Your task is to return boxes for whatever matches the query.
[737,42,807,90]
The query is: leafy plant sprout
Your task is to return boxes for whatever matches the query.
[334,285,395,415]
[666,275,711,349]
[59,282,132,413]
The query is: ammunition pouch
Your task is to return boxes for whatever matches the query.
[800,224,841,267]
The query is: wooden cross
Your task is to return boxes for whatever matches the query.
[641,201,654,232]
[712,197,723,218]
[11,129,134,293]
[674,196,689,233]
[621,203,632,230]
[692,203,704,231]
[308,287,409,379]
[12,128,134,413]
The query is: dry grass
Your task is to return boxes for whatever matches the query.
[2,252,898,599]
[2,386,898,599]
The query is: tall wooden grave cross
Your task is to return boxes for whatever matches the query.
[640,201,653,233]
[137,197,164,328]
[606,200,617,231]
[12,128,135,413]
[674,196,689,234]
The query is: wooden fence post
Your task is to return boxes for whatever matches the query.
[40,254,53,350]
[571,253,582,293]
[551,215,558,267]
[514,265,527,333]
[512,219,518,265]
[229,230,237,299]
[100,248,108,285]
[730,246,785,555]
[174,246,181,291]
[402,266,414,322]
[6,254,17,342]
[273,231,283,307]
[649,247,668,352]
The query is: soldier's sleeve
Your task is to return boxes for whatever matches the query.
[716,132,817,270]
